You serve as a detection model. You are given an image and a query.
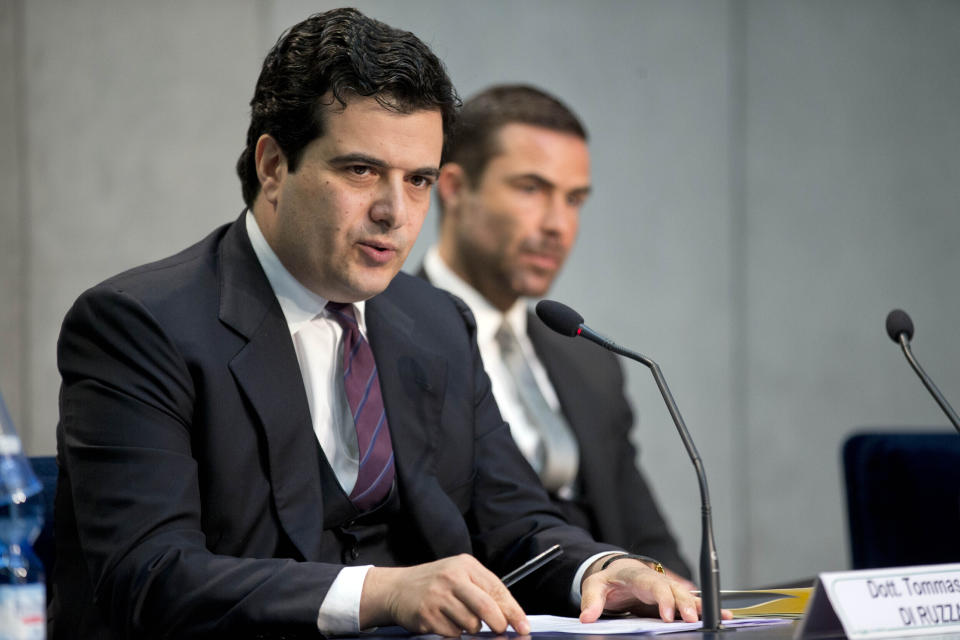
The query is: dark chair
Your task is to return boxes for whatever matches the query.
[843,431,960,569]
[28,455,57,590]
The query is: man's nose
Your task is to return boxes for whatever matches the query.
[541,193,574,235]
[369,175,406,228]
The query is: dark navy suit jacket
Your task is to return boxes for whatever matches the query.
[53,215,613,638]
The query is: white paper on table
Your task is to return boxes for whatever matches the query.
[482,614,792,635]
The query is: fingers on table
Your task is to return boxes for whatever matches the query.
[448,556,529,635]
[670,581,699,623]
[579,574,613,623]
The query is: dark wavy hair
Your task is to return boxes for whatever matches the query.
[445,84,587,189]
[236,8,460,207]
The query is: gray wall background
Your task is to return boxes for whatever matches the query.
[2,0,958,589]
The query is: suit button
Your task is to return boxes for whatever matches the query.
[349,546,360,561]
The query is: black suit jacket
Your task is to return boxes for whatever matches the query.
[53,216,614,638]
[417,268,690,578]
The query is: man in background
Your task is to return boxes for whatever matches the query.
[425,84,693,584]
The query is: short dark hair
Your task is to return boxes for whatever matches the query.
[445,84,587,187]
[236,8,460,207]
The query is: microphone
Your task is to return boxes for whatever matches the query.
[885,309,960,433]
[885,308,914,342]
[536,299,722,631]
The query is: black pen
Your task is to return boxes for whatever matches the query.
[501,544,564,588]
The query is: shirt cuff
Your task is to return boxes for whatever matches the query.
[317,565,373,635]
[570,552,625,607]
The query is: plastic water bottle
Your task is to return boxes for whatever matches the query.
[0,392,45,640]
[0,498,44,640]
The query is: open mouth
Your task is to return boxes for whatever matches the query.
[363,240,392,252]
[358,239,397,263]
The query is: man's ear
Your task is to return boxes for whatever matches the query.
[255,134,286,207]
[437,163,468,216]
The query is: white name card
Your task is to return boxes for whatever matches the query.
[797,563,960,639]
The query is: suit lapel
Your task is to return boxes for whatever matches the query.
[218,217,326,561]
[366,288,467,558]
[365,289,444,491]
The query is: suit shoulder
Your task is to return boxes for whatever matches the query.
[378,272,479,344]
[387,270,450,299]
[97,224,230,296]
[64,222,233,337]
[386,271,471,315]
[528,313,622,376]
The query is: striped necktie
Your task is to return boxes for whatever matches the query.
[326,302,395,511]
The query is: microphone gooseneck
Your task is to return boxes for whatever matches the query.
[535,300,722,631]
[885,309,960,433]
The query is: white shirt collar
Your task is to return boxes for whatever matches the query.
[245,210,368,335]
[423,245,527,345]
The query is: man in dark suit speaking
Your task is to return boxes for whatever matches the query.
[423,85,694,586]
[53,9,714,638]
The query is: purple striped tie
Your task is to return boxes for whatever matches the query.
[327,302,395,511]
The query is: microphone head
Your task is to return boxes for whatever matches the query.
[536,300,584,337]
[886,308,914,342]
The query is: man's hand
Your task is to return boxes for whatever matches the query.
[663,567,697,593]
[579,556,732,624]
[360,554,531,637]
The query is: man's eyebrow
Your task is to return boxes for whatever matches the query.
[329,153,388,168]
[508,173,555,188]
[509,173,592,195]
[416,167,441,179]
[330,153,440,179]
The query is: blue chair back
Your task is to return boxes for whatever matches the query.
[843,432,960,569]
[28,455,57,588]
